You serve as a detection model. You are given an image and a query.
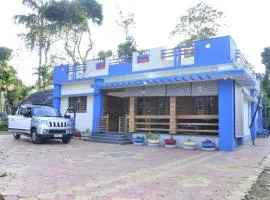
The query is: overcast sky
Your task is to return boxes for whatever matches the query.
[0,0,269,86]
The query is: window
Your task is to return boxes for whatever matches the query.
[193,96,218,115]
[68,96,87,113]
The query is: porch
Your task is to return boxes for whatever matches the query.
[99,86,219,136]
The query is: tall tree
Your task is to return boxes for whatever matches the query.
[14,0,56,89]
[261,47,270,97]
[170,2,224,45]
[115,10,137,57]
[43,0,103,66]
[0,47,16,112]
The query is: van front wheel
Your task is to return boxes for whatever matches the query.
[13,132,21,139]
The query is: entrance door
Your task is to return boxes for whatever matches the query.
[104,95,129,132]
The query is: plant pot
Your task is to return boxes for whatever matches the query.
[183,141,196,150]
[148,139,160,147]
[165,144,177,148]
[201,140,216,151]
[164,139,176,145]
[133,137,145,145]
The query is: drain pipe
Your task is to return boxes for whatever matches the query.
[249,94,261,145]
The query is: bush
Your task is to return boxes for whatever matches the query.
[0,120,8,129]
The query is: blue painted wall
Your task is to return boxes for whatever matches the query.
[109,62,132,77]
[218,79,236,151]
[195,36,232,66]
[53,65,69,84]
[92,79,104,133]
[53,84,61,111]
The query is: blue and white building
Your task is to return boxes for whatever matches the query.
[53,36,265,151]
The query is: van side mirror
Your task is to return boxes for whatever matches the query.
[64,115,71,119]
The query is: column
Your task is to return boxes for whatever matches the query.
[250,89,257,140]
[170,96,177,134]
[53,84,61,111]
[218,79,236,151]
[92,80,104,133]
[129,97,136,132]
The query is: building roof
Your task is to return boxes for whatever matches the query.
[20,89,53,106]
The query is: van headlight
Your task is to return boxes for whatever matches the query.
[38,120,48,125]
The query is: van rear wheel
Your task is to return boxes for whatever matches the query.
[13,132,21,139]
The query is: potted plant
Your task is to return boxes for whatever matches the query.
[183,138,196,150]
[164,134,177,148]
[146,132,160,147]
[80,129,90,138]
[201,139,216,151]
[133,135,145,145]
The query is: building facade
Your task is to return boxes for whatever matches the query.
[53,36,263,151]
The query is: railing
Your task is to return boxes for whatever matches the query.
[119,116,129,132]
[98,114,109,132]
[109,55,132,65]
[135,115,170,133]
[176,115,218,135]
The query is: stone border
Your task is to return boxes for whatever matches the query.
[226,153,270,200]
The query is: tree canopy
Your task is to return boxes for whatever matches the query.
[171,2,224,45]
[43,0,103,65]
[0,47,12,65]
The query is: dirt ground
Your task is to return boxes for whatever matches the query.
[243,167,270,200]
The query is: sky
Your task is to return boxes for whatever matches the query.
[0,0,270,86]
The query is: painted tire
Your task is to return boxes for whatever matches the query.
[164,139,176,145]
[165,144,177,148]
[183,144,196,150]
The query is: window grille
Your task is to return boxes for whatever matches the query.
[68,96,87,113]
[193,96,217,115]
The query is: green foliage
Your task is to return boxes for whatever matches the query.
[14,0,56,90]
[43,0,103,65]
[0,119,8,130]
[116,11,137,57]
[98,50,112,59]
[145,132,160,140]
[171,2,224,45]
[6,79,29,106]
[117,37,137,57]
[0,47,12,65]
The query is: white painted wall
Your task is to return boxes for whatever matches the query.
[132,47,174,72]
[83,58,109,78]
[61,81,93,96]
[60,96,94,132]
[243,99,250,136]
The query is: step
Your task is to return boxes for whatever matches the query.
[90,135,129,140]
[83,138,132,145]
[89,136,131,142]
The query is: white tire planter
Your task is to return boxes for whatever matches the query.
[183,142,196,150]
[165,144,177,148]
[201,147,216,151]
[133,142,144,146]
[147,140,160,147]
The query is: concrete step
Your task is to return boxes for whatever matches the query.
[83,137,132,145]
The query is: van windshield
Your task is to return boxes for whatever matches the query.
[32,107,62,117]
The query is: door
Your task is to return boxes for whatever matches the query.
[8,108,31,132]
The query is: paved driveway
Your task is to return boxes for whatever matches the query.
[0,134,270,200]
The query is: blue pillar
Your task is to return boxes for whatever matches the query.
[218,79,236,151]
[53,84,61,111]
[250,89,257,140]
[92,80,104,133]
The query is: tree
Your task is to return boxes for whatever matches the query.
[43,0,103,66]
[98,50,112,59]
[14,0,56,89]
[6,79,29,106]
[261,48,270,96]
[170,2,224,45]
[0,47,12,65]
[0,47,16,112]
[115,10,137,57]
